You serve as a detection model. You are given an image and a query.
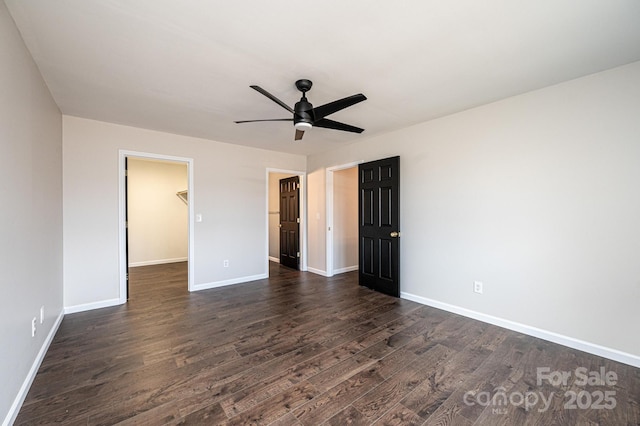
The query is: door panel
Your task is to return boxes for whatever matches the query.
[362,188,375,226]
[279,176,300,270]
[358,156,400,297]
[380,239,393,280]
[362,237,375,275]
[380,186,392,226]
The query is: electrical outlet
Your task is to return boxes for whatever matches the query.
[474,281,483,294]
[223,260,229,268]
[40,306,45,324]
[31,317,37,337]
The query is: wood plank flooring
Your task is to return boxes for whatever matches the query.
[16,262,640,425]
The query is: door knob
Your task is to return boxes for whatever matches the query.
[390,231,400,238]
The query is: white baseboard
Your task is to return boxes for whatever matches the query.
[64,298,122,314]
[129,257,188,267]
[4,309,64,426]
[192,273,268,292]
[334,265,359,274]
[268,256,280,263]
[307,267,328,277]
[401,292,640,368]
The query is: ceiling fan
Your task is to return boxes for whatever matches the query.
[235,79,366,141]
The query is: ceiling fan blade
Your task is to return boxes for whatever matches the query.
[314,118,364,133]
[312,93,367,120]
[250,85,294,114]
[295,129,305,140]
[235,118,293,124]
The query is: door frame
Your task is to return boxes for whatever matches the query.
[325,161,362,277]
[118,150,195,303]
[266,168,307,274]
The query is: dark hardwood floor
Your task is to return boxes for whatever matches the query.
[16,262,639,425]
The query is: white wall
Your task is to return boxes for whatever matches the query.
[128,159,188,266]
[333,167,358,272]
[63,116,306,310]
[268,172,293,260]
[0,3,63,423]
[307,61,640,362]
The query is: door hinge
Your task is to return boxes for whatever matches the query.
[297,183,300,189]
[296,218,300,223]
[297,252,300,258]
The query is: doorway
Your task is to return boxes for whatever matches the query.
[326,157,401,297]
[279,176,300,269]
[266,168,307,274]
[118,151,194,303]
[325,162,360,277]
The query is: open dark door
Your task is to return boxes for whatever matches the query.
[125,157,130,299]
[279,176,300,270]
[359,156,400,297]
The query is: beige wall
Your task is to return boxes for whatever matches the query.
[307,169,326,275]
[63,116,306,310]
[128,159,188,266]
[0,3,63,423]
[333,167,358,272]
[307,61,640,361]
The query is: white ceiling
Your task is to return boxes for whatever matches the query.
[6,1,640,156]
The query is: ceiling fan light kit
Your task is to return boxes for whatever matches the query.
[235,79,366,141]
[294,122,312,131]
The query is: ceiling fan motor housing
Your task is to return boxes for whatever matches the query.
[294,97,314,126]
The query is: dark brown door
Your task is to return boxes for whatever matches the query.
[280,176,300,270]
[359,156,400,297]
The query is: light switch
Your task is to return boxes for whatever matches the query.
[195,214,202,222]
